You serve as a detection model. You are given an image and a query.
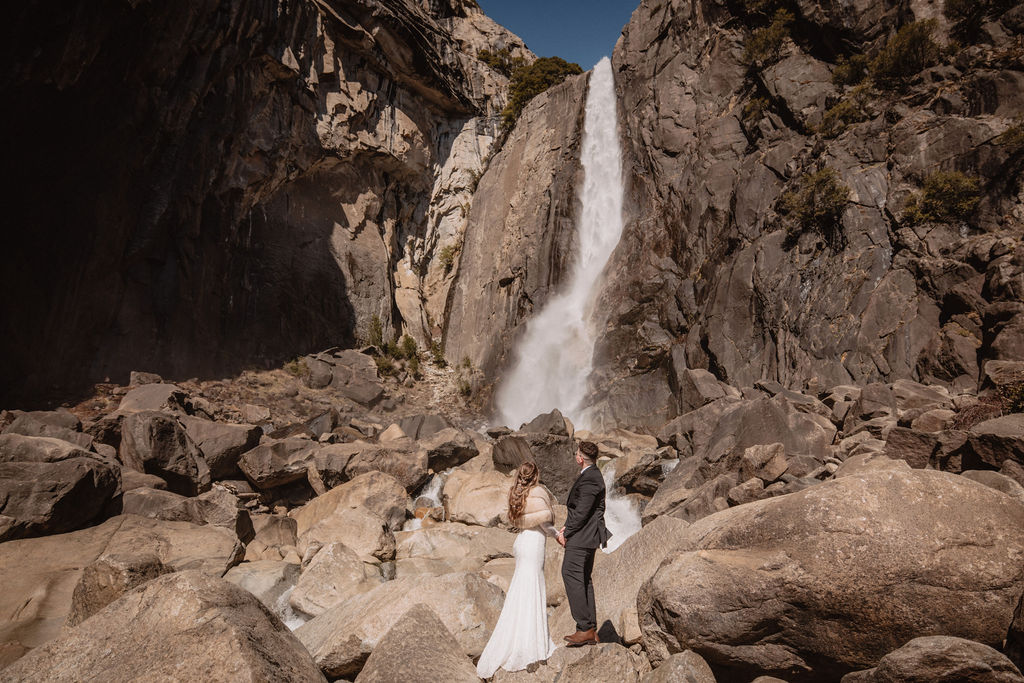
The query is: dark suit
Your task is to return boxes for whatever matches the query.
[561,464,610,632]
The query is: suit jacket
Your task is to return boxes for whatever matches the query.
[562,465,611,549]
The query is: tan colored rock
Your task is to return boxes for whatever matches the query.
[116,383,187,414]
[443,468,513,526]
[292,470,408,533]
[295,504,395,563]
[66,553,173,627]
[179,415,261,480]
[961,470,1024,506]
[552,516,691,644]
[238,437,319,489]
[119,411,210,496]
[738,442,789,483]
[289,543,381,617]
[378,423,407,442]
[421,427,480,470]
[557,642,652,682]
[296,571,504,679]
[353,603,480,683]
[223,560,300,612]
[841,635,1024,683]
[394,522,515,574]
[642,650,716,683]
[639,470,1024,680]
[1,571,326,681]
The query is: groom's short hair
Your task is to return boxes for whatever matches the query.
[578,441,598,462]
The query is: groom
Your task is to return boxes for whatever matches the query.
[557,440,610,646]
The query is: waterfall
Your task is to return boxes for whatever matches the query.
[495,57,625,429]
[601,461,642,553]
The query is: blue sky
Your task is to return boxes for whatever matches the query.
[476,0,640,71]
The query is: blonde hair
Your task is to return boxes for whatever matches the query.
[508,461,539,524]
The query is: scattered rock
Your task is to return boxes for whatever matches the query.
[643,650,716,683]
[557,642,652,682]
[179,416,261,480]
[289,542,381,617]
[223,560,300,612]
[443,469,512,527]
[420,427,479,470]
[67,553,173,626]
[238,437,319,489]
[117,383,187,414]
[119,411,210,496]
[961,470,1024,506]
[963,414,1024,470]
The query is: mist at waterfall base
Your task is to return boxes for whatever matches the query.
[494,57,625,432]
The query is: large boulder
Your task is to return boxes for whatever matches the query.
[314,441,430,493]
[119,411,210,496]
[638,469,1024,681]
[296,571,504,679]
[493,432,577,503]
[116,383,188,414]
[291,470,408,533]
[292,504,395,563]
[288,542,381,617]
[841,636,1024,683]
[0,514,243,659]
[643,651,716,683]
[122,486,253,541]
[393,522,515,577]
[397,413,452,441]
[2,409,92,449]
[552,516,691,644]
[0,434,121,542]
[962,414,1024,470]
[238,437,320,489]
[442,468,513,527]
[179,416,261,480]
[353,604,480,683]
[419,428,480,471]
[66,552,173,626]
[556,642,652,682]
[1,571,326,681]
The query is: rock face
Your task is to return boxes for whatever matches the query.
[0,0,528,405]
[841,636,1024,683]
[1,571,326,682]
[444,72,588,376]
[638,469,1024,681]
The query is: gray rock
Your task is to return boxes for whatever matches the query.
[521,409,570,436]
[117,384,188,414]
[238,437,320,489]
[840,636,1024,682]
[643,650,716,683]
[353,604,480,683]
[397,414,452,441]
[419,427,479,471]
[2,409,92,450]
[963,414,1024,470]
[961,470,1024,506]
[493,432,577,503]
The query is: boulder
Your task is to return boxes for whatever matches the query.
[1,571,326,681]
[394,522,515,576]
[328,441,430,492]
[353,604,480,683]
[642,456,706,522]
[643,650,716,683]
[557,642,652,682]
[656,398,741,457]
[223,560,300,612]
[911,408,956,432]
[120,468,167,492]
[0,434,121,542]
[296,571,504,679]
[293,504,395,563]
[251,513,299,550]
[66,553,173,626]
[883,427,968,471]
[238,437,319,489]
[329,350,385,406]
[420,428,479,470]
[123,486,253,541]
[292,471,408,533]
[179,416,261,480]
[677,369,730,412]
[738,443,789,483]
[116,383,188,414]
[119,411,210,496]
[443,469,513,527]
[961,470,1024,506]
[521,409,570,436]
[963,414,1024,470]
[493,433,577,503]
[2,409,92,449]
[0,514,243,656]
[397,414,452,441]
[288,542,381,617]
[552,516,691,645]
[638,469,1024,680]
[840,636,1024,683]
[613,446,678,496]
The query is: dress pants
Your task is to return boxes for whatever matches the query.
[561,545,596,631]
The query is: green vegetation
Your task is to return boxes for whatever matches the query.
[375,355,396,377]
[430,340,447,367]
[903,171,981,225]
[501,57,583,131]
[372,333,421,379]
[368,314,384,348]
[284,357,309,378]
[818,85,871,138]
[743,9,794,66]
[439,242,461,274]
[869,20,941,90]
[477,48,527,78]
[995,118,1024,148]
[399,334,417,360]
[832,54,870,88]
[779,167,850,247]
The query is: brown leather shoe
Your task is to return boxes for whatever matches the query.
[563,628,598,646]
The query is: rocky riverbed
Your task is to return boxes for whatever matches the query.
[1,352,1022,681]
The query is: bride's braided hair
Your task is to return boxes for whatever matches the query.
[508,461,539,524]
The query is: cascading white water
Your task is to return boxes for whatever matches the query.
[495,57,625,429]
[601,462,642,553]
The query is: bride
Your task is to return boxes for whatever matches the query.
[476,461,558,678]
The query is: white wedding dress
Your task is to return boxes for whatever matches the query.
[475,527,557,678]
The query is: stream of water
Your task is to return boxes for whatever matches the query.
[494,57,626,430]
